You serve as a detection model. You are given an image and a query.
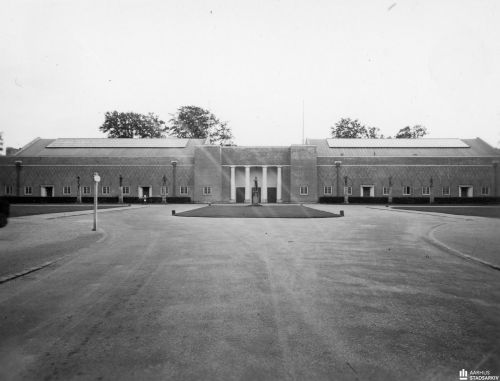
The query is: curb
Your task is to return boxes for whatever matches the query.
[0,229,106,285]
[0,260,58,284]
[11,205,146,221]
[425,223,500,271]
[366,206,466,220]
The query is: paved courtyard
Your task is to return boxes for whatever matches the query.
[0,204,499,380]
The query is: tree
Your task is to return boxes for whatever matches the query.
[330,118,382,138]
[6,147,20,156]
[99,111,167,138]
[167,106,234,145]
[395,125,428,139]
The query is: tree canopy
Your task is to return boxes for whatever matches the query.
[330,118,382,138]
[395,125,428,139]
[167,106,234,145]
[99,111,167,138]
[331,118,429,139]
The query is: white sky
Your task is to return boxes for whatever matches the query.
[1,0,499,149]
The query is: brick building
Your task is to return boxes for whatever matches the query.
[0,137,498,203]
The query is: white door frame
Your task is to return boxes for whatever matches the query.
[138,185,153,198]
[40,185,54,197]
[458,185,473,198]
[360,185,375,197]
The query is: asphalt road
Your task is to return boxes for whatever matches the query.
[0,205,499,380]
[392,205,500,219]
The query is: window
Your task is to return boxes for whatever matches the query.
[160,186,167,195]
[203,186,212,195]
[5,185,13,195]
[344,186,352,195]
[382,187,389,195]
[102,186,110,194]
[123,186,130,195]
[180,186,188,195]
[422,186,430,195]
[403,186,412,196]
[24,186,33,195]
[299,186,308,195]
[83,186,91,195]
[324,186,332,195]
[63,186,71,195]
[481,186,490,195]
[442,186,450,196]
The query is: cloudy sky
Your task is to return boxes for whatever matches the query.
[1,0,499,149]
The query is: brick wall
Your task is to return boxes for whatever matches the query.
[317,163,496,198]
[194,146,222,203]
[290,145,317,203]
[0,156,194,198]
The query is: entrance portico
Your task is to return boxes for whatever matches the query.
[230,165,282,203]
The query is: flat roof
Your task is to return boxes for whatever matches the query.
[46,138,189,148]
[326,138,470,148]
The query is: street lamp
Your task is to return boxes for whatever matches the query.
[119,175,123,204]
[334,161,341,196]
[343,176,349,204]
[76,176,82,203]
[92,172,100,231]
[171,161,178,197]
[162,175,167,203]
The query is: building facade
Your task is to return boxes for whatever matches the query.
[0,137,499,203]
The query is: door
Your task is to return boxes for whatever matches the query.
[41,186,54,197]
[138,186,152,198]
[459,186,472,198]
[362,186,371,197]
[236,187,245,203]
[267,187,277,203]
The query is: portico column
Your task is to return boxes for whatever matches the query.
[230,166,236,203]
[262,166,268,203]
[277,166,282,203]
[244,166,251,203]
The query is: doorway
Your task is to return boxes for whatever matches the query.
[138,186,152,198]
[459,186,473,198]
[236,187,245,203]
[41,186,54,197]
[361,185,374,197]
[267,187,277,203]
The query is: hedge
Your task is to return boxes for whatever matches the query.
[391,197,432,204]
[0,196,192,204]
[318,197,345,204]
[345,197,389,204]
[433,197,500,205]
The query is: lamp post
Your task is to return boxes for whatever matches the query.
[162,175,167,204]
[77,176,82,203]
[119,175,123,204]
[92,172,100,231]
[388,176,393,204]
[335,161,341,197]
[15,160,22,197]
[171,160,178,197]
[429,177,434,204]
[344,176,349,204]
